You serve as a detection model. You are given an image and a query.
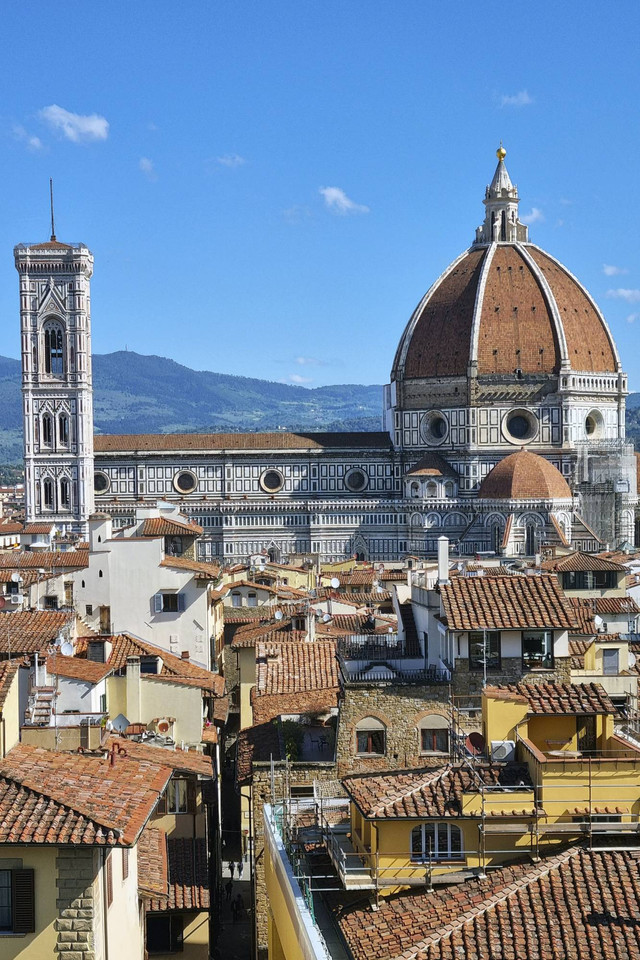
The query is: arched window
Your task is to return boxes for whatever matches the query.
[44,323,64,376]
[525,524,536,556]
[411,823,462,862]
[410,482,420,499]
[355,717,386,756]
[418,714,449,754]
[58,414,69,447]
[42,414,53,447]
[42,478,54,511]
[59,478,70,510]
[443,481,454,498]
[426,481,438,498]
[491,523,502,553]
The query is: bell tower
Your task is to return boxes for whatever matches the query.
[15,222,95,536]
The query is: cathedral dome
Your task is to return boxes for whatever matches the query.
[392,150,620,382]
[478,449,572,500]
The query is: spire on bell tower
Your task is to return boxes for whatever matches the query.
[475,145,529,245]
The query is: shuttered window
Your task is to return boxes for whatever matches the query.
[122,848,129,881]
[0,869,35,934]
[106,854,113,908]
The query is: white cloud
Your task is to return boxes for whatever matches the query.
[603,264,628,276]
[295,356,327,367]
[139,157,157,180]
[217,153,246,167]
[319,186,369,216]
[521,207,545,225]
[500,90,533,108]
[13,125,43,151]
[607,288,640,303]
[626,313,638,324]
[39,104,109,143]
[287,373,313,384]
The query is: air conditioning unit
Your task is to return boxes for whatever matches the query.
[491,740,516,762]
[9,594,23,605]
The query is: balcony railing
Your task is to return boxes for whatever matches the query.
[339,662,449,686]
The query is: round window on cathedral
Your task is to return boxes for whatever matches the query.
[345,468,369,493]
[503,409,538,444]
[94,471,110,495]
[585,409,604,439]
[173,470,198,495]
[420,411,449,446]
[260,469,284,493]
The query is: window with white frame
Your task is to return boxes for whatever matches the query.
[522,630,553,670]
[411,822,463,861]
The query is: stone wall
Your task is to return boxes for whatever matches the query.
[335,683,451,778]
[451,656,572,704]
[55,848,99,960]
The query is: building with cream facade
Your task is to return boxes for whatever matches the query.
[19,149,637,560]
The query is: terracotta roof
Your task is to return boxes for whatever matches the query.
[94,431,392,453]
[0,550,88,570]
[255,639,339,697]
[337,848,640,960]
[0,743,171,846]
[137,826,168,902]
[22,523,54,535]
[0,610,75,655]
[569,597,597,635]
[542,551,626,572]
[0,522,23,536]
[230,620,307,648]
[141,516,203,537]
[478,450,572,500]
[568,638,591,668]
[147,838,209,912]
[158,556,221,578]
[406,453,458,478]
[439,574,575,630]
[236,721,283,786]
[0,660,23,712]
[103,736,214,777]
[343,763,533,819]
[46,655,112,684]
[393,241,617,382]
[76,634,225,697]
[569,596,639,634]
[485,681,617,716]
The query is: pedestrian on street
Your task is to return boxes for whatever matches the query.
[237,860,244,879]
[232,893,243,923]
[225,879,233,901]
[227,860,235,879]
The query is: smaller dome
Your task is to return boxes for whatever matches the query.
[478,450,572,500]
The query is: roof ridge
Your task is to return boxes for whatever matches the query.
[402,846,583,958]
[373,765,452,818]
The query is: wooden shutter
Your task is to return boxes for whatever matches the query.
[186,778,197,814]
[153,593,163,614]
[12,869,35,934]
[106,853,113,907]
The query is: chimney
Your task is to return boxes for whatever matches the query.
[437,537,450,585]
[181,650,190,660]
[126,656,141,723]
[306,609,316,643]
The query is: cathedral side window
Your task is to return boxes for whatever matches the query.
[59,414,69,447]
[59,478,71,510]
[44,322,64,376]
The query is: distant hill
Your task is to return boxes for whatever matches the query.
[0,351,383,463]
[0,352,637,466]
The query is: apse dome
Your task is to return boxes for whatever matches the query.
[392,148,621,384]
[477,449,572,501]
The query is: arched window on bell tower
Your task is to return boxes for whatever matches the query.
[58,413,69,447]
[59,478,71,510]
[42,477,54,511]
[44,321,64,376]
[42,413,53,448]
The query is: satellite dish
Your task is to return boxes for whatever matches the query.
[330,578,340,589]
[0,598,5,610]
[274,610,284,621]
[10,572,22,583]
[38,568,46,575]
[376,585,384,594]
[594,615,604,631]
[60,641,74,657]
[466,731,486,756]
[629,651,637,670]
[322,614,332,623]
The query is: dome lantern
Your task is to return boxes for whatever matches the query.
[475,146,529,245]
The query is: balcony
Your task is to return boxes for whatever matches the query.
[337,634,448,686]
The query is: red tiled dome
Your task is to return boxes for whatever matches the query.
[478,450,572,500]
[392,243,619,381]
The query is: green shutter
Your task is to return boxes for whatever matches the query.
[12,869,35,934]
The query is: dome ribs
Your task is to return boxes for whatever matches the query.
[476,246,561,376]
[527,248,617,373]
[403,248,486,379]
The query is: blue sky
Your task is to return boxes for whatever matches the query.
[1,2,639,389]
